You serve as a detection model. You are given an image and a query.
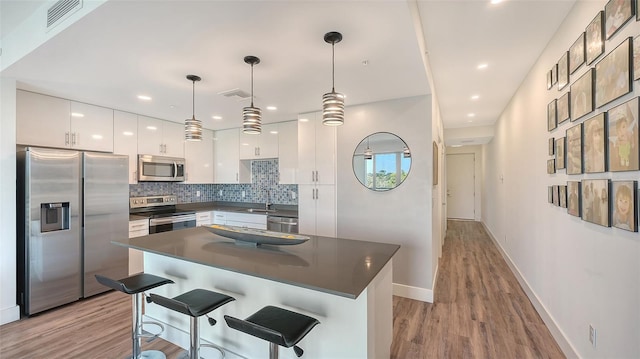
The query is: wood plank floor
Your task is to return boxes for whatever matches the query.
[1,220,564,358]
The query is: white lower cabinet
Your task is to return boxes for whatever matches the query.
[298,184,336,237]
[196,211,213,226]
[212,211,266,230]
[128,219,149,275]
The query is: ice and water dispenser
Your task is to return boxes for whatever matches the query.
[40,202,70,232]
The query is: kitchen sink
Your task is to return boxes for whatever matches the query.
[243,208,276,213]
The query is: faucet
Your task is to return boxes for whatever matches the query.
[264,188,271,210]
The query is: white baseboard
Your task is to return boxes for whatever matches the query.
[0,305,20,325]
[480,222,579,359]
[392,283,433,303]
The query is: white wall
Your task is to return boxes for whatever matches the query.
[0,78,19,325]
[446,145,483,221]
[483,1,640,357]
[336,95,436,302]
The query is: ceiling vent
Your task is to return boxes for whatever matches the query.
[218,88,251,101]
[47,0,83,30]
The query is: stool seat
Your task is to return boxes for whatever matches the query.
[150,288,235,317]
[96,273,174,295]
[224,306,319,357]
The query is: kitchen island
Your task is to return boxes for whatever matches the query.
[113,226,399,359]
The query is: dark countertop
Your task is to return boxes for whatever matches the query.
[113,227,399,299]
[176,201,298,218]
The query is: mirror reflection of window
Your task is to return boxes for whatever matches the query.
[353,132,411,191]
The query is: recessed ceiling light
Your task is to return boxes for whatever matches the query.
[477,63,488,70]
[169,105,176,109]
[91,134,103,140]
[299,118,309,122]
[71,112,84,118]
[467,113,476,117]
[270,131,278,134]
[266,106,277,111]
[451,144,463,147]
[212,115,223,120]
[490,0,503,4]
[146,126,157,131]
[137,95,152,101]
[471,95,480,100]
[123,131,134,136]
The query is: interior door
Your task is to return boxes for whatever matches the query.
[446,153,475,220]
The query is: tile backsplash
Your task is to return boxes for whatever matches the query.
[129,159,298,205]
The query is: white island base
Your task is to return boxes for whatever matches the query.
[143,252,393,359]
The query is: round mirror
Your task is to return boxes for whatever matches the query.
[352,132,412,191]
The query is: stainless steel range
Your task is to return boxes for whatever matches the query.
[130,195,196,234]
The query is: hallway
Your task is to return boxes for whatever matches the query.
[391,220,565,358]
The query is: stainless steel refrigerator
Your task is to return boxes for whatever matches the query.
[17,147,129,316]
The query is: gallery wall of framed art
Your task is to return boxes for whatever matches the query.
[546,0,640,233]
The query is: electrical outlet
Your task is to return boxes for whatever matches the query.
[218,190,222,196]
[589,325,596,347]
[196,190,200,197]
[291,191,296,199]
[242,191,245,198]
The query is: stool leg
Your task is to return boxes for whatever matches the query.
[132,293,143,358]
[190,316,199,359]
[269,342,279,359]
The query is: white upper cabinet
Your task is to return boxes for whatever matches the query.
[17,90,114,152]
[70,101,114,152]
[297,112,336,185]
[113,111,139,184]
[278,120,298,184]
[239,123,279,160]
[137,116,184,158]
[185,129,214,183]
[214,128,242,183]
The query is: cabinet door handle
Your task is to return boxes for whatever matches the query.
[312,188,315,199]
[236,173,239,182]
[316,188,319,199]
[257,147,260,156]
[159,144,163,153]
[163,144,167,153]
[72,132,77,145]
[315,171,319,182]
[65,132,70,146]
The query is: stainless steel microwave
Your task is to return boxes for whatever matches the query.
[138,155,185,182]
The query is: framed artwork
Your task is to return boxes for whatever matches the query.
[567,181,581,217]
[581,179,610,227]
[570,68,594,120]
[611,180,638,232]
[551,63,558,86]
[432,141,438,186]
[595,37,632,108]
[555,137,566,170]
[549,137,555,156]
[548,186,554,204]
[634,35,640,81]
[607,97,640,171]
[605,0,634,40]
[566,123,583,174]
[552,185,559,206]
[547,159,556,174]
[569,33,586,74]
[548,99,557,132]
[586,11,605,65]
[558,51,569,90]
[559,185,568,208]
[557,92,570,123]
[547,70,552,90]
[583,113,607,173]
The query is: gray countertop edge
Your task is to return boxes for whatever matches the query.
[113,228,400,299]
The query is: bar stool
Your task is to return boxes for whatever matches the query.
[224,306,320,359]
[149,289,235,359]
[95,273,174,359]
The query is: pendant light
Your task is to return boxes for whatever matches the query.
[243,55,261,134]
[185,74,202,141]
[322,31,345,126]
[403,145,411,158]
[364,137,372,160]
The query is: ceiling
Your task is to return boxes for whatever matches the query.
[1,0,575,141]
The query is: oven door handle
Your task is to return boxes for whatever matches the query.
[150,214,196,226]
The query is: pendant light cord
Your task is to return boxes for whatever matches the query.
[332,42,336,92]
[192,79,195,119]
[251,63,255,107]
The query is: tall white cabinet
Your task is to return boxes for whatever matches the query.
[239,123,279,160]
[17,90,114,152]
[297,112,336,237]
[113,111,139,184]
[185,129,214,183]
[278,120,298,184]
[214,128,245,183]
